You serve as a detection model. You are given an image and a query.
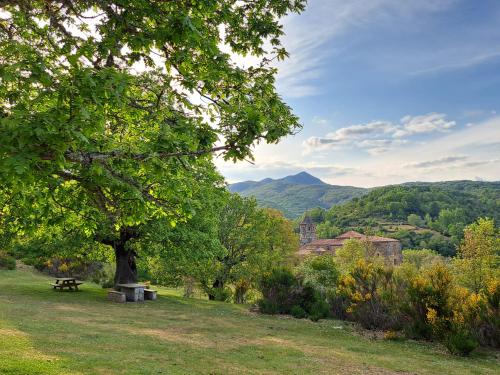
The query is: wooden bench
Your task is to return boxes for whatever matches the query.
[144,289,157,300]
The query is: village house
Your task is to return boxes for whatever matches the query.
[298,216,403,265]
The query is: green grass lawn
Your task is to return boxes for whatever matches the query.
[1,267,498,375]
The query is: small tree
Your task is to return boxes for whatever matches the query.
[335,238,375,272]
[298,254,339,299]
[453,218,500,293]
[407,214,424,228]
[402,249,443,270]
[200,195,298,301]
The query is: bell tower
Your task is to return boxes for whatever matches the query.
[299,215,316,246]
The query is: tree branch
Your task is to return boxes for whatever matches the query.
[61,145,230,163]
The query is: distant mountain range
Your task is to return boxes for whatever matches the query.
[229,172,500,220]
[228,172,368,218]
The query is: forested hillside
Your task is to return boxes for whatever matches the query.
[301,181,500,256]
[229,172,367,218]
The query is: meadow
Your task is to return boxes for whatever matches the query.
[1,267,498,375]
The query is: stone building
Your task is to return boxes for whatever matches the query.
[299,216,316,246]
[298,228,402,265]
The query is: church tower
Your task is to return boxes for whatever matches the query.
[299,215,316,246]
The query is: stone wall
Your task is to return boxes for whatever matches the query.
[372,242,403,265]
[300,241,403,265]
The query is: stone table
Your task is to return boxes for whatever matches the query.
[116,283,145,302]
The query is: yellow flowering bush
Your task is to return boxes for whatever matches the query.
[403,263,454,340]
[337,259,395,329]
[59,262,69,273]
[451,280,500,348]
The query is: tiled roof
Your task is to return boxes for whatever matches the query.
[365,235,400,243]
[300,215,314,225]
[300,231,399,252]
[307,239,343,246]
[336,231,398,242]
[336,230,364,239]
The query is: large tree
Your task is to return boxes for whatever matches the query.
[0,1,304,284]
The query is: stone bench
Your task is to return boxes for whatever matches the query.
[144,289,157,300]
[107,290,126,303]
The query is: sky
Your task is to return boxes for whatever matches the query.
[216,0,500,187]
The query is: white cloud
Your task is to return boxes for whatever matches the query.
[358,139,408,155]
[404,156,468,168]
[332,121,396,140]
[356,115,500,185]
[312,116,329,126]
[394,113,456,138]
[303,112,453,155]
[218,111,500,188]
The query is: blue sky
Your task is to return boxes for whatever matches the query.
[217,0,500,187]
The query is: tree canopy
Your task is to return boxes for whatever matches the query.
[0,0,305,283]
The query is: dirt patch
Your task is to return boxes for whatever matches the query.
[53,304,84,312]
[15,260,33,271]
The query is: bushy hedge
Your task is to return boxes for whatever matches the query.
[258,268,330,321]
[0,251,16,270]
[258,256,498,356]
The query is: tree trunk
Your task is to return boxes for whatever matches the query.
[235,286,246,304]
[208,279,224,300]
[101,227,139,288]
[183,277,195,298]
[114,245,138,287]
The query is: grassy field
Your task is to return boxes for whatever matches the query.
[1,267,498,375]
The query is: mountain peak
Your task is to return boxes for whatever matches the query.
[228,172,367,218]
[281,171,325,185]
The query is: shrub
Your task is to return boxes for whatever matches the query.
[449,282,500,348]
[34,256,107,281]
[480,279,500,347]
[445,330,478,356]
[234,279,251,304]
[337,260,394,329]
[383,330,404,341]
[211,287,233,302]
[308,300,330,322]
[0,252,16,270]
[291,305,307,319]
[328,293,350,320]
[402,249,443,270]
[259,268,298,314]
[297,254,339,299]
[94,263,115,288]
[258,268,329,321]
[258,299,279,315]
[402,263,454,340]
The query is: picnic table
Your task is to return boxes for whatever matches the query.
[51,277,83,291]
